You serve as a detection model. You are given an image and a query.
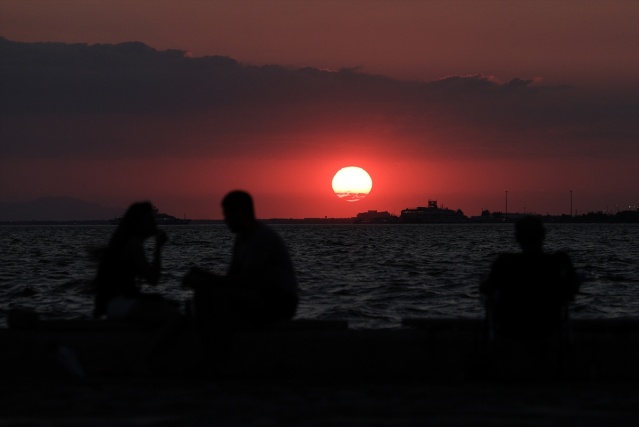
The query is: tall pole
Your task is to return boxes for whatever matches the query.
[505,190,508,216]
[570,190,573,216]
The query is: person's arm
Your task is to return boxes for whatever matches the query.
[556,252,580,301]
[480,255,507,305]
[130,230,167,286]
[182,266,232,289]
[181,236,245,290]
[480,262,498,296]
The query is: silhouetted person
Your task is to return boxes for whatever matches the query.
[93,201,185,373]
[480,216,580,340]
[94,201,181,323]
[183,190,298,335]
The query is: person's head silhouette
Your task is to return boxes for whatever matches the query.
[515,216,545,253]
[222,190,256,233]
[116,202,158,240]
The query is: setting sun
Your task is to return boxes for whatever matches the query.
[331,166,373,202]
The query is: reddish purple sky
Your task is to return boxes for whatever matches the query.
[1,0,637,219]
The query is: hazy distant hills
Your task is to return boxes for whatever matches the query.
[0,197,124,221]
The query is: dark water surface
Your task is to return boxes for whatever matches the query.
[1,223,638,328]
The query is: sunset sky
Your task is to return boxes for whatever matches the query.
[1,0,637,219]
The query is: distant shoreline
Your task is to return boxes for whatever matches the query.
[1,213,638,226]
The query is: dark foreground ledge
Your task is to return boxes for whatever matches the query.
[1,317,639,383]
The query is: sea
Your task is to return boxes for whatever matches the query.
[1,223,638,329]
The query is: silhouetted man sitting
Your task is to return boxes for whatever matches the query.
[183,190,299,335]
[480,216,580,340]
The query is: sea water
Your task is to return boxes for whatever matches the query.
[1,223,638,328]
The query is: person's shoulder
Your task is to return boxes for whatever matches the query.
[489,253,521,274]
[254,221,272,234]
[255,222,290,248]
[254,222,281,240]
[256,221,280,234]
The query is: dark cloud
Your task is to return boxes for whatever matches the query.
[1,38,637,161]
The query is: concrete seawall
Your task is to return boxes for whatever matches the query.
[1,318,638,383]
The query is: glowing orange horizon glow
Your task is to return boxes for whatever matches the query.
[331,166,373,202]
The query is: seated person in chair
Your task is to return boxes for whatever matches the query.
[480,216,580,340]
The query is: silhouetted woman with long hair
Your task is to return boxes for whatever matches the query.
[93,202,185,373]
[94,201,179,324]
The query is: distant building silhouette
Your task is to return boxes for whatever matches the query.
[354,210,398,223]
[400,200,467,223]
